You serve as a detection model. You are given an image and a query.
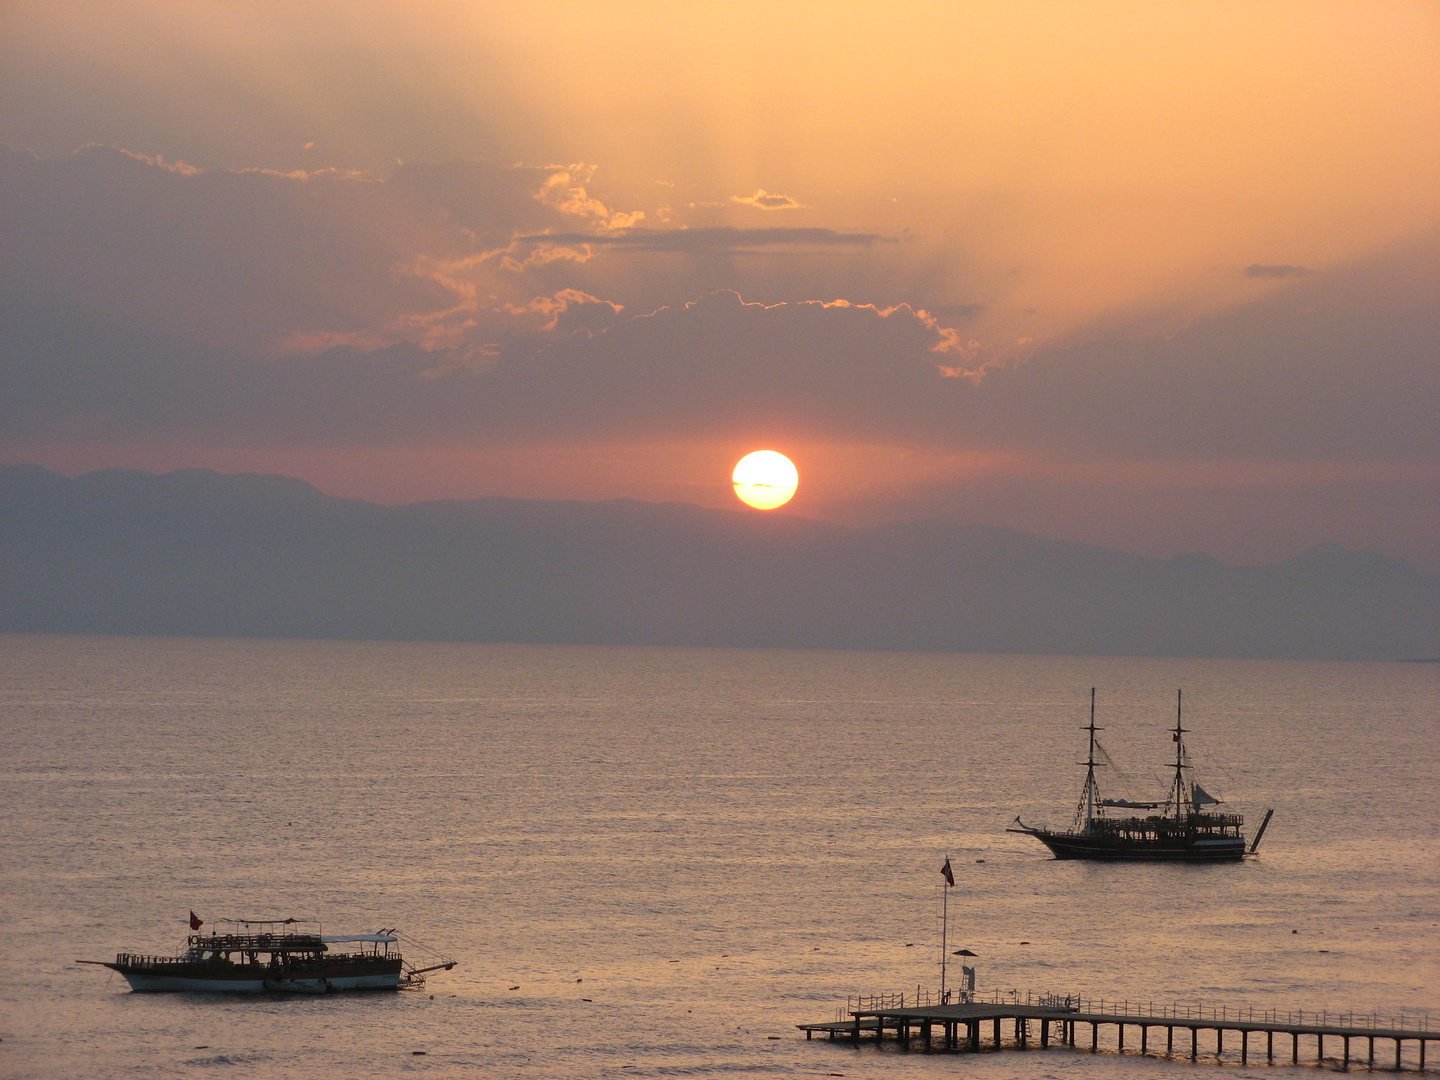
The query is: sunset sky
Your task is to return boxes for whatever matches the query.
[3,0,1437,569]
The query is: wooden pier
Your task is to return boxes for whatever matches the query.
[799,992,1436,1071]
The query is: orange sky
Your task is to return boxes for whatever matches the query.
[2,1,1437,568]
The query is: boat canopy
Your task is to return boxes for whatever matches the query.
[1100,799,1164,809]
[321,934,397,944]
[223,917,305,925]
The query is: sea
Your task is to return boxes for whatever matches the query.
[1,634,1436,1079]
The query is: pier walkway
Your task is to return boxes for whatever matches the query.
[799,992,1436,1071]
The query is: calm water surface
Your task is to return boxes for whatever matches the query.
[1,635,1436,1079]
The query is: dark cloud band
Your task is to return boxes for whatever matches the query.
[1243,263,1310,278]
[513,226,890,253]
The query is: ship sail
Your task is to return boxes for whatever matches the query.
[1191,782,1221,807]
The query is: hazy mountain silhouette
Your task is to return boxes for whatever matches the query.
[2,465,1435,660]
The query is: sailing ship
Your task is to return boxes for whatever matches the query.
[1009,690,1274,862]
[78,917,456,993]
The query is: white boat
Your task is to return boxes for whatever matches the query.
[79,917,455,993]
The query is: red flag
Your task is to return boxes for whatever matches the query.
[189,911,204,931]
[940,858,955,887]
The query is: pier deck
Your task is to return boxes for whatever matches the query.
[799,995,1435,1071]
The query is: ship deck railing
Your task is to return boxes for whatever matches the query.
[1085,814,1246,829]
[115,953,193,968]
[188,933,327,952]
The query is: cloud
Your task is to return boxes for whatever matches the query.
[510,226,887,254]
[5,238,1436,465]
[1243,263,1311,278]
[1,146,907,368]
[730,189,805,210]
[0,146,661,360]
[501,289,625,334]
[473,290,978,438]
[3,143,1434,490]
[0,145,460,353]
[964,238,1438,461]
[922,303,985,322]
[0,288,975,444]
[385,159,652,240]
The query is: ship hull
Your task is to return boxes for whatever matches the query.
[104,960,402,993]
[1023,830,1247,862]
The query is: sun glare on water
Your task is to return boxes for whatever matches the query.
[732,450,798,510]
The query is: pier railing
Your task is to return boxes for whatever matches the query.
[839,987,1435,1034]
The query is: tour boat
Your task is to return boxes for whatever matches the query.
[78,917,455,993]
[1009,690,1274,862]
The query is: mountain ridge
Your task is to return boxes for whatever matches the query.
[2,465,1434,660]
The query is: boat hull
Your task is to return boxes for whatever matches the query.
[1021,829,1247,862]
[104,960,403,993]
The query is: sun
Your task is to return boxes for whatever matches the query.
[732,450,798,510]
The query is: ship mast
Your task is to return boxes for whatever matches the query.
[1076,687,1103,829]
[1168,689,1190,820]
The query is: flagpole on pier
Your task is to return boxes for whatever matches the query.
[941,881,947,1000]
[940,856,954,1002]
